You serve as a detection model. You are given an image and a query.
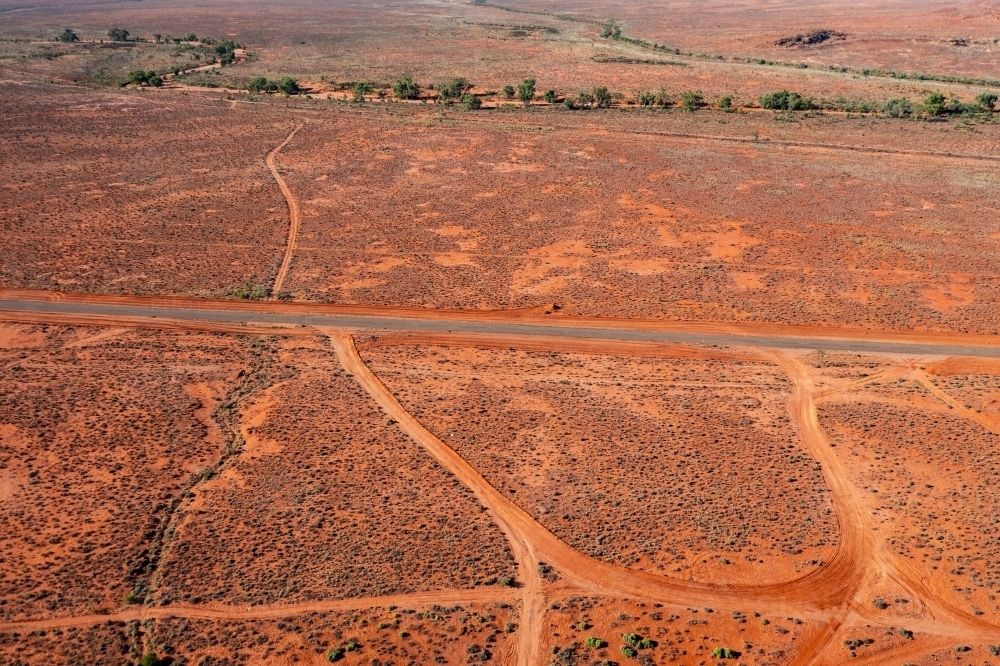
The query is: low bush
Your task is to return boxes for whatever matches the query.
[711,647,740,659]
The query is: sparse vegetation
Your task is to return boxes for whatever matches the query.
[57,28,79,43]
[107,28,131,41]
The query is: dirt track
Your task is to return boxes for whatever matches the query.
[267,124,304,298]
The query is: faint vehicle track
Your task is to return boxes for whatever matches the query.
[0,588,517,632]
[268,124,304,299]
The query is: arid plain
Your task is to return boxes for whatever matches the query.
[2,0,1000,664]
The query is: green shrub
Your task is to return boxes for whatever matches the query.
[228,283,269,300]
[517,78,536,105]
[718,95,733,109]
[637,90,656,106]
[352,81,372,102]
[621,633,640,648]
[437,77,470,100]
[107,28,130,41]
[711,647,740,659]
[680,90,703,111]
[759,89,813,110]
[620,645,636,658]
[976,92,998,111]
[543,89,556,103]
[593,86,611,108]
[345,639,359,651]
[326,647,345,662]
[58,28,79,43]
[882,98,913,117]
[139,652,162,666]
[126,70,161,86]
[502,84,515,99]
[923,91,946,116]
[498,575,514,587]
[562,97,575,109]
[576,90,594,108]
[638,637,654,649]
[278,76,299,95]
[460,93,481,110]
[392,75,420,99]
[248,76,277,93]
[897,628,914,640]
[584,636,604,648]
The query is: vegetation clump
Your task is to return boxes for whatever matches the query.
[759,89,814,110]
[107,27,131,41]
[711,647,741,659]
[516,78,536,105]
[127,69,163,87]
[58,28,78,43]
[248,76,278,93]
[681,90,704,111]
[392,75,420,99]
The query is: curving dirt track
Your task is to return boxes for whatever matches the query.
[267,124,304,298]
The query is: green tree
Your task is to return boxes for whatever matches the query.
[438,77,470,100]
[127,69,150,85]
[881,98,913,117]
[576,90,595,108]
[681,90,703,111]
[107,28,130,41]
[352,81,373,102]
[543,89,556,103]
[248,76,276,93]
[718,95,733,109]
[392,75,420,99]
[460,93,481,110]
[593,86,612,108]
[278,76,299,95]
[637,90,656,106]
[517,78,536,106]
[923,91,946,116]
[502,84,515,100]
[975,92,998,111]
[759,89,812,111]
[58,28,79,42]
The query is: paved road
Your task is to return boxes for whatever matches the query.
[3,298,1000,358]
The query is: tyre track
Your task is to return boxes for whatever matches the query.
[268,124,304,299]
[0,588,518,632]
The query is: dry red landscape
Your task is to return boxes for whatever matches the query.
[2,0,1000,664]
